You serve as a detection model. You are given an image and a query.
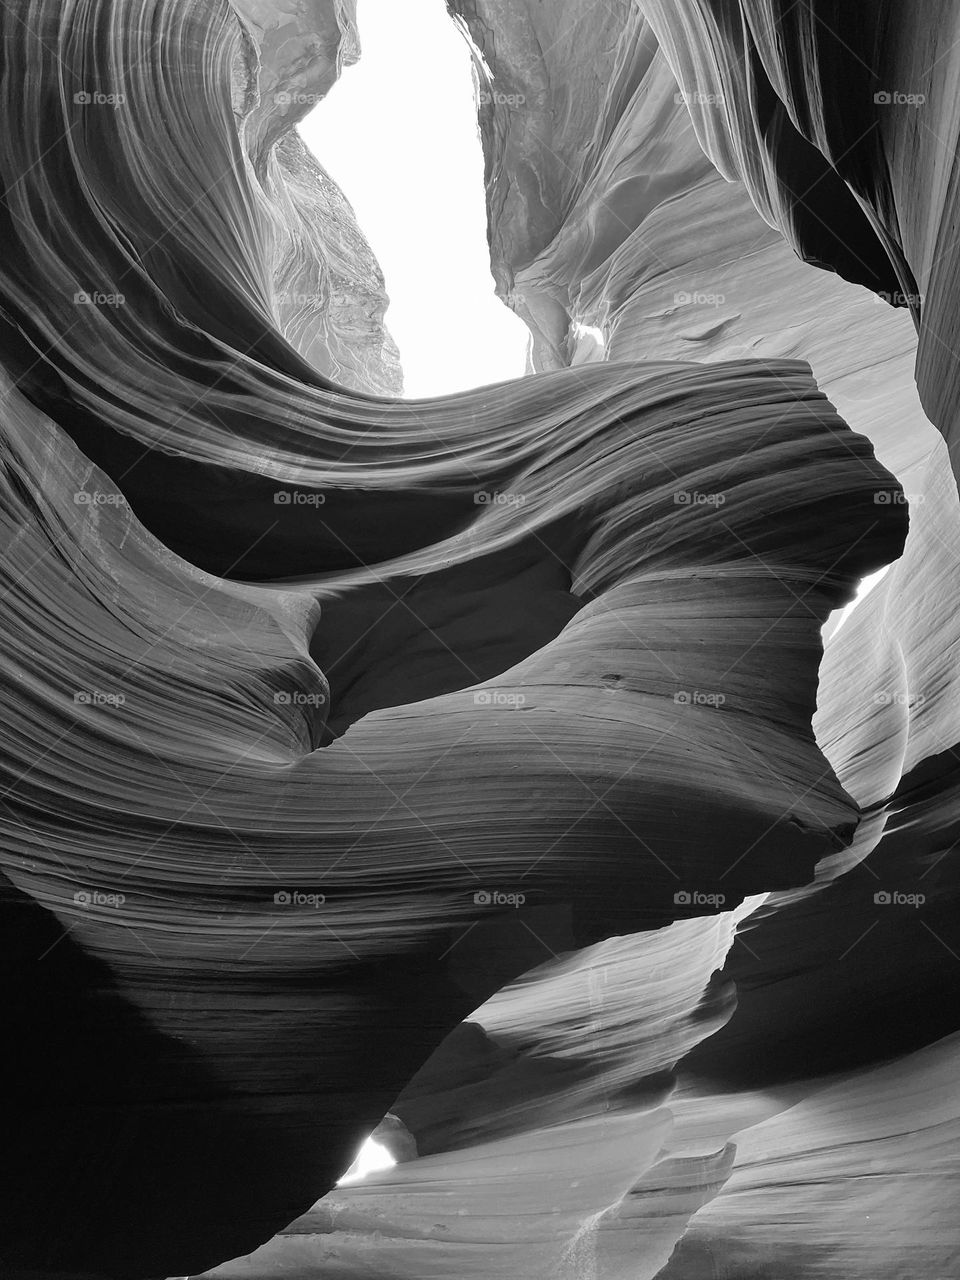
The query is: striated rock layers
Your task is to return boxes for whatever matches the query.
[0,1,958,1278]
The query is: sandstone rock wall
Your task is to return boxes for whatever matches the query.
[1,2,958,1279]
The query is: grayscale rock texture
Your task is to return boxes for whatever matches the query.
[1,2,958,1278]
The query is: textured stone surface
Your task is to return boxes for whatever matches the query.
[1,2,959,1279]
[267,131,402,394]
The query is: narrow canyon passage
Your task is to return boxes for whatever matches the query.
[1,2,959,1279]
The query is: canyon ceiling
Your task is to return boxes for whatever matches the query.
[2,0,960,1277]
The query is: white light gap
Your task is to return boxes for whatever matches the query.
[301,0,530,397]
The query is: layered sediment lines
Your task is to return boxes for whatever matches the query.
[1,349,900,1274]
[327,4,960,1279]
[639,0,960,482]
[0,2,955,1279]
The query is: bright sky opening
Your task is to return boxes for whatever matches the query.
[338,1135,397,1185]
[301,0,530,398]
[826,564,892,639]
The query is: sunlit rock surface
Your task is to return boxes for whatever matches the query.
[267,132,402,395]
[1,2,958,1279]
[231,0,401,396]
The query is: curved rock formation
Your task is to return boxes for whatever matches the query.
[1,1,957,1278]
[638,0,960,478]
